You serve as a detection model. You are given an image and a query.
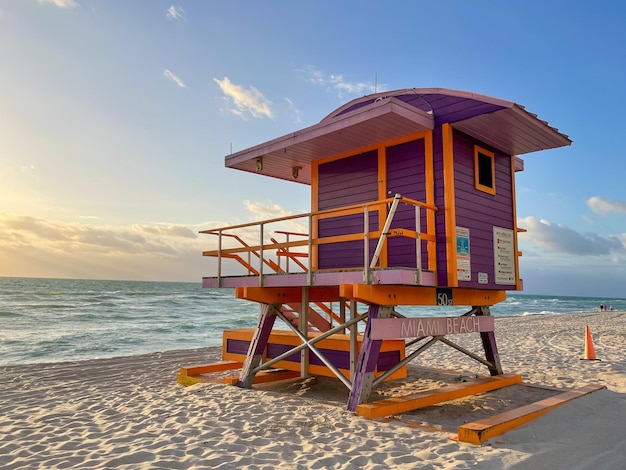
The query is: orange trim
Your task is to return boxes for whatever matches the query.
[474,145,496,195]
[442,124,457,286]
[311,161,319,270]
[424,131,437,273]
[510,156,522,290]
[378,144,388,267]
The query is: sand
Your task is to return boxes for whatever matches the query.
[2,310,626,469]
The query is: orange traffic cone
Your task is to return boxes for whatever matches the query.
[581,325,600,361]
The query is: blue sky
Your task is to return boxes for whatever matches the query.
[2,0,626,297]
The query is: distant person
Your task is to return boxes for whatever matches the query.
[599,304,604,312]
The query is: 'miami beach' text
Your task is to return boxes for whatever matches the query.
[371,316,495,340]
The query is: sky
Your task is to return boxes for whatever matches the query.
[2,0,626,297]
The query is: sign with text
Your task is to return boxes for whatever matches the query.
[370,316,494,340]
[494,227,516,284]
[456,227,471,281]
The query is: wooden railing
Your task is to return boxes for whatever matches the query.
[201,194,437,287]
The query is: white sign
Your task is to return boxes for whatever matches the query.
[456,227,471,281]
[494,227,516,285]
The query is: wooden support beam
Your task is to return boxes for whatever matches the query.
[475,306,503,375]
[341,285,506,307]
[458,383,606,444]
[237,303,279,388]
[236,286,340,304]
[356,374,522,419]
[347,305,393,411]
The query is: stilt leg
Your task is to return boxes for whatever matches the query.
[347,304,393,411]
[237,303,279,388]
[476,306,503,376]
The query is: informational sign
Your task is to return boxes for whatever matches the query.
[494,227,516,284]
[456,227,471,281]
[371,316,495,340]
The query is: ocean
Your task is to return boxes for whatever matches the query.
[1,277,624,367]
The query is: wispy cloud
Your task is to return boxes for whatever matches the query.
[163,69,187,88]
[284,98,302,123]
[37,0,79,7]
[214,77,273,119]
[587,196,626,216]
[298,66,377,97]
[518,216,625,256]
[243,200,307,235]
[166,5,184,20]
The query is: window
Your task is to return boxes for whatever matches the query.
[474,146,495,195]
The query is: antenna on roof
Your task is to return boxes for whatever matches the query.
[374,73,378,94]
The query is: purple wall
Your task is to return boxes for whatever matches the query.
[453,130,515,289]
[315,128,516,289]
[385,139,429,269]
[317,151,379,269]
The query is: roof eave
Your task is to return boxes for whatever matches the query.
[225,97,434,185]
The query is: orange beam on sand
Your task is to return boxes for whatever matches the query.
[236,286,341,303]
[341,285,506,306]
[222,369,301,385]
[457,383,606,445]
[356,374,522,419]
[179,361,243,376]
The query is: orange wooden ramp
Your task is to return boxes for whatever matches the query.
[457,383,605,444]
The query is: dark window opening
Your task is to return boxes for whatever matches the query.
[477,152,493,188]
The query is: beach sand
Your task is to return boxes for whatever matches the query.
[2,311,626,469]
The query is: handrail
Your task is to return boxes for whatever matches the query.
[200,196,436,234]
[202,194,438,285]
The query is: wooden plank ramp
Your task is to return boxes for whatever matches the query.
[177,361,300,387]
[457,383,606,444]
[356,374,523,419]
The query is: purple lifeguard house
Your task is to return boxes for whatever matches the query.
[197,88,571,410]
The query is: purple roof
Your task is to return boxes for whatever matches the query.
[225,88,571,185]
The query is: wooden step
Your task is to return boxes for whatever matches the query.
[180,361,243,376]
[356,374,522,419]
[457,383,606,444]
[222,369,301,385]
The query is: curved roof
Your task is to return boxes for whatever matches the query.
[225,88,571,185]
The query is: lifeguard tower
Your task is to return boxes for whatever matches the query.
[180,88,576,439]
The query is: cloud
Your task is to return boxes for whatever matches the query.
[37,0,79,7]
[587,196,626,216]
[163,69,187,88]
[133,224,197,239]
[0,212,202,257]
[518,216,625,256]
[213,77,273,119]
[0,201,301,281]
[243,200,308,235]
[284,98,302,123]
[166,5,184,20]
[298,66,376,97]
